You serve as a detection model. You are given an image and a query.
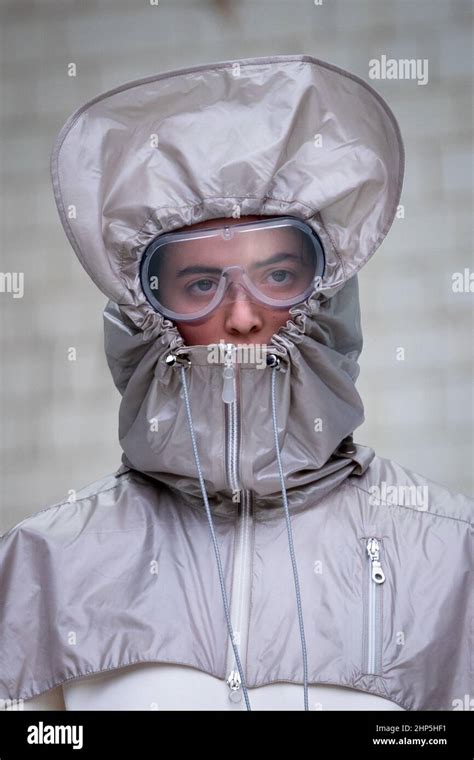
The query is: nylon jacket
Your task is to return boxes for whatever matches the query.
[0,54,472,712]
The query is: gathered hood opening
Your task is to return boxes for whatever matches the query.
[102,273,373,507]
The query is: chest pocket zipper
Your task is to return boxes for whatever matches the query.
[363,537,386,676]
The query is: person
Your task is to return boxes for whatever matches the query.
[0,54,472,712]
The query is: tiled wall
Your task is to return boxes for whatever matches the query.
[0,0,472,530]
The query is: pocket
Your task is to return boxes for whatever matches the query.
[361,536,386,676]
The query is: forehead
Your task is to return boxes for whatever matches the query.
[163,219,309,264]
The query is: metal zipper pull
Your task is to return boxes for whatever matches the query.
[366,537,386,584]
[266,353,281,369]
[226,669,242,702]
[164,351,191,368]
[222,343,237,404]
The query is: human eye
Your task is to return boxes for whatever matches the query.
[265,269,296,286]
[186,277,219,297]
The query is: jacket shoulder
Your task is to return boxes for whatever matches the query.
[347,453,473,525]
[0,467,137,543]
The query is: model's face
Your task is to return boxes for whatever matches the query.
[168,216,295,347]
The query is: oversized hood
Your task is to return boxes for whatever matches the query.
[50,53,404,510]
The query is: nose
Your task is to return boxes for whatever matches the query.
[222,282,263,336]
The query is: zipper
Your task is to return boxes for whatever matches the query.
[225,490,254,703]
[222,342,237,405]
[364,537,386,675]
[220,343,255,704]
[222,344,239,492]
[168,344,284,704]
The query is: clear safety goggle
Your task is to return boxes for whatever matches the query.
[139,216,325,322]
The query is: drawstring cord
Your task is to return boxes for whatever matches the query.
[178,363,252,711]
[177,353,309,711]
[269,358,309,711]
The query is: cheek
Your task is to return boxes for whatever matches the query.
[174,314,223,346]
[270,309,292,330]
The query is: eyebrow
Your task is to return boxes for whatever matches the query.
[175,252,303,278]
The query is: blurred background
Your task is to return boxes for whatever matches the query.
[0,0,472,531]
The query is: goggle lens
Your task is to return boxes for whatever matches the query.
[140,217,325,321]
